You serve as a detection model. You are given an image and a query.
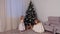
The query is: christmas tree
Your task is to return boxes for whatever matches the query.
[24,1,37,27]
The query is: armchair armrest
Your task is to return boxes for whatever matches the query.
[43,21,50,26]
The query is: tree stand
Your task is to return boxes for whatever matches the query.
[25,23,32,30]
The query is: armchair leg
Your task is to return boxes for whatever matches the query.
[53,27,57,34]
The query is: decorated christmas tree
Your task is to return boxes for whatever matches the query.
[24,1,37,28]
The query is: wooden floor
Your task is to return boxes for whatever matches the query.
[0,29,53,34]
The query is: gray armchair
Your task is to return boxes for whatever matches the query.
[44,17,60,34]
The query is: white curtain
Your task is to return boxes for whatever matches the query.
[6,0,23,31]
[0,0,30,32]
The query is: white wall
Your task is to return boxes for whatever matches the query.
[32,0,60,22]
